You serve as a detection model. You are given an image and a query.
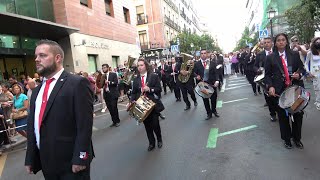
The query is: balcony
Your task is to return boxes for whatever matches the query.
[164,16,180,32]
[180,10,186,20]
[137,15,148,25]
[163,0,178,13]
[140,42,164,50]
[140,42,149,50]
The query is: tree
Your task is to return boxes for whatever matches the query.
[233,27,258,52]
[285,0,320,43]
[174,32,223,55]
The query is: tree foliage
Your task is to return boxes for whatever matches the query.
[233,27,258,52]
[173,31,223,54]
[285,0,320,43]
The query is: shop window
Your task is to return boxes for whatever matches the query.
[112,56,119,69]
[105,0,114,17]
[21,37,38,50]
[123,7,130,24]
[88,55,97,73]
[0,34,20,49]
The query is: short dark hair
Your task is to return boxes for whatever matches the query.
[263,37,272,41]
[102,64,109,68]
[9,76,16,80]
[200,49,207,53]
[1,83,10,89]
[36,39,64,61]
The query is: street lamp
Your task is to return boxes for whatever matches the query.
[268,8,276,39]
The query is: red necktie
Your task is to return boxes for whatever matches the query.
[38,78,55,131]
[203,61,206,68]
[280,54,291,87]
[141,75,145,90]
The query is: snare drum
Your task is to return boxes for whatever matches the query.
[278,85,310,114]
[195,81,215,99]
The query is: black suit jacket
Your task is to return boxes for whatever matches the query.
[158,64,169,79]
[25,71,94,174]
[264,51,305,95]
[100,72,120,99]
[167,63,181,82]
[130,73,164,113]
[193,60,219,85]
[254,51,266,72]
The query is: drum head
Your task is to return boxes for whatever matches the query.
[279,85,310,113]
[195,82,214,98]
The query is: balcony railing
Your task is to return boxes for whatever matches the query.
[164,16,181,32]
[140,42,165,50]
[137,15,148,25]
[163,0,178,13]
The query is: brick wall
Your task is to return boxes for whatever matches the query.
[53,0,138,45]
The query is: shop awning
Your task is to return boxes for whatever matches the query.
[0,12,79,40]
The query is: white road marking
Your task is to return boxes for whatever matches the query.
[223,98,248,104]
[221,79,226,92]
[228,82,250,87]
[228,79,247,82]
[92,126,98,131]
[225,84,251,90]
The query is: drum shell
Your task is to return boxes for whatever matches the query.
[195,82,214,99]
[278,85,310,114]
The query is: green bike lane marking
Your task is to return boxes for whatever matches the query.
[206,125,258,149]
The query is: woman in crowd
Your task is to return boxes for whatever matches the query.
[11,84,28,138]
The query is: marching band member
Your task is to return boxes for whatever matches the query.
[168,57,181,102]
[100,64,121,127]
[254,37,277,121]
[130,59,164,151]
[264,33,305,149]
[179,59,197,111]
[158,59,169,95]
[194,49,220,120]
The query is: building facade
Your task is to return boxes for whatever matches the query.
[0,0,140,80]
[134,0,201,61]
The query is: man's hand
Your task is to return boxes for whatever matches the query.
[26,166,33,174]
[171,72,176,75]
[213,81,219,87]
[292,72,300,80]
[268,87,276,97]
[143,86,150,92]
[72,165,86,173]
[180,70,188,76]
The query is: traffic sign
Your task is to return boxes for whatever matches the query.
[259,29,268,38]
[171,45,179,54]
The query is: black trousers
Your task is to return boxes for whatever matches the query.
[143,112,162,146]
[170,79,181,100]
[180,81,197,107]
[104,94,120,124]
[271,97,303,142]
[202,88,218,115]
[239,63,245,75]
[161,77,168,93]
[264,94,276,117]
[43,165,90,180]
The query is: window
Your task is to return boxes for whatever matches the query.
[123,7,130,24]
[139,31,148,50]
[80,0,88,6]
[112,56,119,69]
[105,0,114,17]
[88,55,97,73]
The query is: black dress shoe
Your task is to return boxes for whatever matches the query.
[263,103,268,107]
[270,115,277,122]
[258,91,262,94]
[109,123,116,127]
[158,142,163,148]
[205,114,212,120]
[115,123,120,127]
[159,114,166,119]
[184,106,191,111]
[177,99,181,102]
[164,92,167,95]
[148,145,155,151]
[284,141,293,149]
[294,140,304,149]
[254,93,257,96]
[194,102,198,106]
[213,112,220,117]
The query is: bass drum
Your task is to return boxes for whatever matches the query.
[195,81,214,99]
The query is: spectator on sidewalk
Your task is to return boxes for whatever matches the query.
[11,84,28,138]
[26,78,37,100]
[1,83,14,137]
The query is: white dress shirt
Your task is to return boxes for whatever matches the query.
[34,68,64,149]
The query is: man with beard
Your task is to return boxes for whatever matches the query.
[100,64,121,127]
[25,39,94,179]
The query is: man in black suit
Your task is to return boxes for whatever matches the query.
[254,37,277,122]
[168,57,181,102]
[100,64,120,127]
[264,33,305,149]
[179,60,197,110]
[194,49,220,120]
[130,59,164,151]
[158,59,169,95]
[25,40,94,179]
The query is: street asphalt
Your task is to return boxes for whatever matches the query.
[1,74,320,180]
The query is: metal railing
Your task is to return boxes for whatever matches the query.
[137,15,148,25]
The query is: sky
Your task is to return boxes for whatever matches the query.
[196,0,248,52]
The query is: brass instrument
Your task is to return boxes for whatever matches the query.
[123,56,136,85]
[178,53,194,83]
